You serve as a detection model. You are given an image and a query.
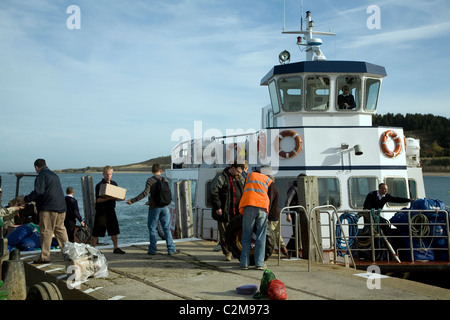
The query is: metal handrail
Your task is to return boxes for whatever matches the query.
[309,205,357,271]
[328,208,450,265]
[277,206,306,265]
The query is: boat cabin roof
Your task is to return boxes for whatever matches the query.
[261,60,387,86]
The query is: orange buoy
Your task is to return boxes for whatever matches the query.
[380,130,402,158]
[276,130,302,159]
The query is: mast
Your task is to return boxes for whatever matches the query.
[282,11,335,61]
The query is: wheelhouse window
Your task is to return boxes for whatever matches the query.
[336,76,361,111]
[268,80,280,114]
[386,177,409,207]
[305,76,330,111]
[365,78,381,111]
[278,77,302,112]
[318,177,341,208]
[349,177,378,208]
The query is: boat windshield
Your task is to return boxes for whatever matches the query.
[278,77,302,112]
[336,76,361,111]
[365,78,381,111]
[305,76,330,111]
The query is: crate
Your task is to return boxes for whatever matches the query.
[99,183,126,201]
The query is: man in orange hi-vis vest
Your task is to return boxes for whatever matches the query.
[238,166,273,270]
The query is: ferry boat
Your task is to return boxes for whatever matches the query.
[165,10,449,274]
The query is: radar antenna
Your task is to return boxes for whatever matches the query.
[283,9,335,61]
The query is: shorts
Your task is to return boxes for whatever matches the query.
[92,209,120,237]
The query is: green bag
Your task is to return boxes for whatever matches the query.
[253,269,276,299]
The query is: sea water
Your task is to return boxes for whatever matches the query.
[0,172,153,245]
[1,172,449,245]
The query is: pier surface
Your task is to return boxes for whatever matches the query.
[22,239,449,301]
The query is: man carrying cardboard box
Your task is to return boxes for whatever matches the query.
[91,166,125,254]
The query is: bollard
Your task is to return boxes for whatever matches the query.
[1,249,27,300]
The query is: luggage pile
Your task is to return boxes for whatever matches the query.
[390,199,449,261]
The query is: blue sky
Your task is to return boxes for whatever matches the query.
[1,0,449,172]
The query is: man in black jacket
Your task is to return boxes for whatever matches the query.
[210,163,245,261]
[363,183,412,210]
[91,166,125,254]
[22,159,68,263]
[64,186,85,242]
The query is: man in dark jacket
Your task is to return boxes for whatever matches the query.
[64,187,85,242]
[210,163,245,261]
[267,175,288,256]
[91,165,125,254]
[363,183,412,210]
[23,159,68,263]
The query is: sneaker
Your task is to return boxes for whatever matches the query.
[213,243,221,252]
[255,264,266,270]
[225,253,232,261]
[113,248,126,254]
[241,266,249,270]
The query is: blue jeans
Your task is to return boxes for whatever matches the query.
[148,206,176,254]
[240,206,268,268]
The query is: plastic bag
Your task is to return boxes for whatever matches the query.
[7,224,36,247]
[268,279,287,300]
[63,242,108,280]
[253,269,276,299]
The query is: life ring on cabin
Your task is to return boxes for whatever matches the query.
[276,130,302,158]
[380,130,403,158]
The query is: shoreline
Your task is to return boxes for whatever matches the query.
[422,172,450,177]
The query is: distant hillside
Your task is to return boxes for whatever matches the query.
[373,113,450,173]
[373,113,450,156]
[56,156,171,174]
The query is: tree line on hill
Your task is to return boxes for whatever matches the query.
[373,113,450,158]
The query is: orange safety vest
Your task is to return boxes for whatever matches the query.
[238,171,273,214]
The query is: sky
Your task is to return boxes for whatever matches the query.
[1,0,449,172]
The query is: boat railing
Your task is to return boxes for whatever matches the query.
[171,131,258,168]
[325,208,450,267]
[277,205,337,271]
[277,206,303,264]
[277,205,450,271]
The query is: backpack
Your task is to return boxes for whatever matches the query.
[152,176,172,207]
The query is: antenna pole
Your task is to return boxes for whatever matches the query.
[301,0,303,31]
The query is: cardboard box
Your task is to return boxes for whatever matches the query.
[99,183,126,201]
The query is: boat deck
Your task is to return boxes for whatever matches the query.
[21,239,449,302]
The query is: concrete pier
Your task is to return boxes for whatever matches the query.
[21,239,449,301]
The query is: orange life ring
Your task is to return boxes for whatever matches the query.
[276,130,302,158]
[380,130,402,158]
